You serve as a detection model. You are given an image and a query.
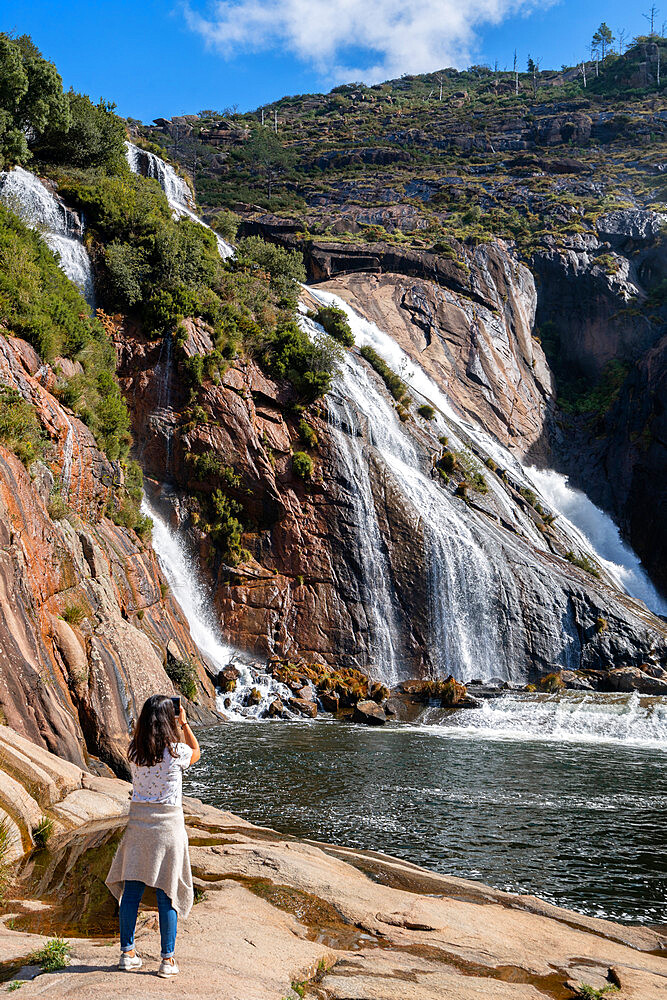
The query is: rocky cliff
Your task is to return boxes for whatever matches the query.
[111,279,667,681]
[0,332,219,776]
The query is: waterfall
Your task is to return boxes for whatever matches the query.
[0,166,95,307]
[525,467,667,617]
[125,142,234,260]
[143,497,292,719]
[303,314,527,682]
[310,288,665,617]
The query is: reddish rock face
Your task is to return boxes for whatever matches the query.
[0,334,218,776]
[113,303,667,683]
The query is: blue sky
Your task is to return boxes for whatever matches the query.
[3,1,659,122]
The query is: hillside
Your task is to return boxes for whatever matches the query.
[134,38,667,591]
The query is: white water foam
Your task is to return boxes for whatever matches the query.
[426,691,667,750]
[0,166,95,306]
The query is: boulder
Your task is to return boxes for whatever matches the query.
[605,666,667,695]
[296,685,315,702]
[319,692,340,714]
[352,700,387,726]
[560,670,595,690]
[217,666,240,692]
[290,698,318,718]
[268,698,285,718]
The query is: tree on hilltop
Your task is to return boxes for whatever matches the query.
[592,22,615,59]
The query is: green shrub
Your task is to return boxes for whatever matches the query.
[211,210,239,241]
[0,205,132,462]
[209,489,244,563]
[166,656,198,702]
[309,305,354,346]
[417,404,436,420]
[565,551,601,578]
[30,937,71,972]
[359,345,411,403]
[0,386,43,466]
[32,816,54,849]
[34,91,127,172]
[0,34,70,170]
[292,451,313,480]
[259,320,343,402]
[61,602,87,627]
[298,418,318,449]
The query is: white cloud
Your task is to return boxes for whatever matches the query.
[183,0,548,84]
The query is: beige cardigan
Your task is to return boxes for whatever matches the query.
[106,800,194,917]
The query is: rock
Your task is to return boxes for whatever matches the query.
[604,666,667,695]
[352,700,387,725]
[319,692,340,713]
[268,698,285,718]
[217,666,240,692]
[246,687,263,705]
[296,685,315,702]
[596,209,667,246]
[370,681,390,703]
[560,669,595,690]
[290,698,318,718]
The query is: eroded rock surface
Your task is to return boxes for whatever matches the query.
[1,735,665,1000]
[0,334,219,776]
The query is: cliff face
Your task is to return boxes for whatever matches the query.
[0,333,218,776]
[113,296,667,681]
[314,241,552,458]
[530,210,667,591]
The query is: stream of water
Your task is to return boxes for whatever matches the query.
[185,705,667,926]
[0,166,95,306]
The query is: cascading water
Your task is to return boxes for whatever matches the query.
[305,313,527,682]
[526,467,667,616]
[310,288,665,617]
[125,142,234,260]
[434,690,667,749]
[143,497,292,719]
[0,166,95,306]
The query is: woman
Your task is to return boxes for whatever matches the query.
[106,695,200,978]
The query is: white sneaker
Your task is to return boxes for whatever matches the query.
[119,952,142,971]
[157,958,179,978]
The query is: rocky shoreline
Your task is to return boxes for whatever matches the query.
[218,656,667,723]
[1,725,666,1000]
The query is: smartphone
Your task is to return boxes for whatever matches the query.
[171,696,181,716]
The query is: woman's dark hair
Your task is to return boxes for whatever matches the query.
[128,695,179,767]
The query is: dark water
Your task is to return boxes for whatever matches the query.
[184,716,667,925]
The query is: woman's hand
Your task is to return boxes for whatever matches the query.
[178,705,187,728]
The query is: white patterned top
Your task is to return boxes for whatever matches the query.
[130,743,193,806]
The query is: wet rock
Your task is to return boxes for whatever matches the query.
[290,698,318,718]
[370,682,390,703]
[246,687,263,706]
[560,669,595,690]
[268,698,285,718]
[319,692,340,714]
[295,685,315,701]
[604,666,667,696]
[352,700,387,725]
[217,666,241,692]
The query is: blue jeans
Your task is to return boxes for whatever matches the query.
[119,879,177,958]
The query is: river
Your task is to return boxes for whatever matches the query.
[184,700,667,927]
